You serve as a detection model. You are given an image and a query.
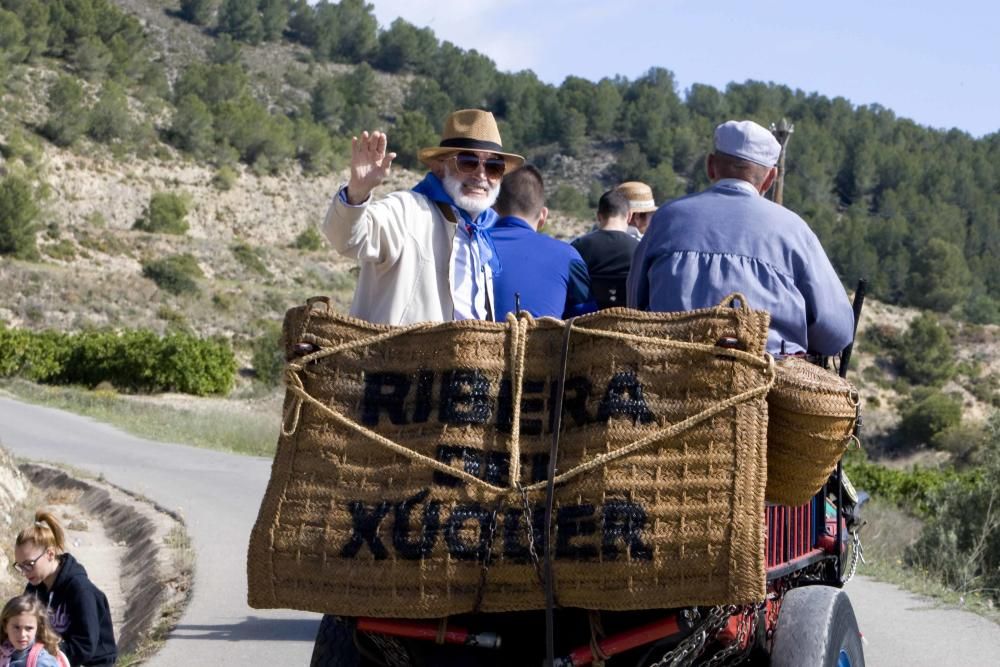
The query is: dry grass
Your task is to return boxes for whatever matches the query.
[856,497,1000,622]
[1,379,282,457]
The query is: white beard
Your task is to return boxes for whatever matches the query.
[442,172,500,218]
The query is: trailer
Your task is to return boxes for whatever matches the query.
[299,284,868,667]
[309,474,865,666]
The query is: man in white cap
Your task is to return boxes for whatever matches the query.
[627,120,854,355]
[322,109,524,325]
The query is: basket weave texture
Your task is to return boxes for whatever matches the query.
[765,357,859,506]
[248,296,773,618]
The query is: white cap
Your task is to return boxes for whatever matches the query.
[714,120,781,167]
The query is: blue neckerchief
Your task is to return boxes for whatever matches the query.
[412,173,502,276]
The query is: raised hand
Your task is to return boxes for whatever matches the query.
[346,131,398,205]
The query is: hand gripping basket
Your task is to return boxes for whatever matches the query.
[248,295,774,618]
[765,357,860,506]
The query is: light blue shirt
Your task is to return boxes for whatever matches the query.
[627,179,854,355]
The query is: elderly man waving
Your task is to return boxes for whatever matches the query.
[322,109,524,324]
[627,120,854,356]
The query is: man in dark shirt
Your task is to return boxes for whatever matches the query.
[571,189,639,309]
[490,165,593,319]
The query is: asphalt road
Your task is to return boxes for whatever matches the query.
[3,395,1000,666]
[0,396,318,666]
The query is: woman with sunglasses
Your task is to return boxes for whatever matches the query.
[13,511,117,667]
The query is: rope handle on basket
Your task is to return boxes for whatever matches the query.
[282,360,775,495]
[305,295,333,312]
[848,387,861,408]
[505,311,533,490]
[716,292,751,311]
[279,318,777,496]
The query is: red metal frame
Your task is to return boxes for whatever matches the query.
[358,492,843,662]
[765,500,817,570]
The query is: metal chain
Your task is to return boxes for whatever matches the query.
[700,605,759,667]
[473,499,504,612]
[519,485,546,588]
[647,606,733,667]
[843,529,865,585]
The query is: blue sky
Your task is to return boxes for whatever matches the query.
[367,0,999,138]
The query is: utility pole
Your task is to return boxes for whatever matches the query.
[769,118,794,205]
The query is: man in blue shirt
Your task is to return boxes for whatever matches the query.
[627,120,854,355]
[490,165,593,320]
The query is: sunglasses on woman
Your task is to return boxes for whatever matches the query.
[452,152,506,179]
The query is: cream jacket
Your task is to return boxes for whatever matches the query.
[322,189,458,325]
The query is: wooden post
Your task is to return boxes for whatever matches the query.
[769,118,794,205]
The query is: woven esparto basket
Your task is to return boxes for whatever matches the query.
[248,295,774,618]
[765,357,859,506]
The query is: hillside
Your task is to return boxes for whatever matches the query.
[0,0,995,455]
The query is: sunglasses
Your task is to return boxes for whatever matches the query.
[452,152,506,179]
[12,549,47,574]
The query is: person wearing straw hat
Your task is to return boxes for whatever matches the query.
[616,181,657,238]
[627,120,853,356]
[322,109,524,325]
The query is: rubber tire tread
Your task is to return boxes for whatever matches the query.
[770,585,865,667]
[310,614,361,667]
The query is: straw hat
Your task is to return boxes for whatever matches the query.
[418,109,525,172]
[616,181,657,213]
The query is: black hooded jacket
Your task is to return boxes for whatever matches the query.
[25,553,117,666]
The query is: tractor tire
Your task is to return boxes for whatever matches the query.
[310,615,361,667]
[770,585,865,667]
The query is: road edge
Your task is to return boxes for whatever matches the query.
[18,463,193,663]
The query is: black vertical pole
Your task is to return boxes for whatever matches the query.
[836,279,866,581]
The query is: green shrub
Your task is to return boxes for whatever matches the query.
[142,254,203,295]
[0,174,40,258]
[149,333,237,394]
[250,319,284,386]
[0,326,70,382]
[0,324,235,395]
[134,192,190,234]
[906,415,1000,601]
[860,364,889,388]
[85,211,107,227]
[42,76,87,146]
[548,184,590,218]
[156,306,189,331]
[844,456,977,517]
[180,0,215,25]
[87,81,131,143]
[861,323,901,355]
[966,372,1000,408]
[213,165,238,190]
[293,226,324,251]
[932,422,991,465]
[898,387,963,447]
[212,291,236,311]
[391,110,438,168]
[41,239,76,261]
[895,313,956,386]
[232,242,269,275]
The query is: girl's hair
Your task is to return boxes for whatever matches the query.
[1,594,60,655]
[14,511,66,554]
